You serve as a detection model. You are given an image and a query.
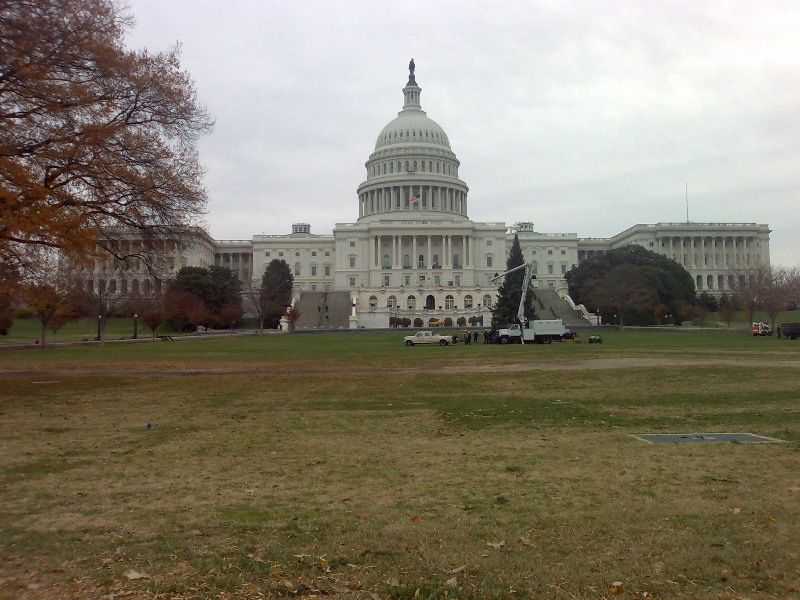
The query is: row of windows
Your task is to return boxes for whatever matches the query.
[266,246,573,263]
[527,249,568,256]
[664,236,759,248]
[371,159,455,178]
[86,277,161,296]
[265,250,331,258]
[294,264,332,277]
[379,254,463,269]
[380,128,444,143]
[696,274,751,290]
[376,294,495,311]
[675,254,760,265]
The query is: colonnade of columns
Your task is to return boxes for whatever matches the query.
[369,233,472,270]
[359,184,467,217]
[661,235,760,269]
[216,252,251,282]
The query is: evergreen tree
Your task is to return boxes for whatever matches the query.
[491,235,536,328]
[167,266,241,329]
[565,245,696,326]
[261,259,294,329]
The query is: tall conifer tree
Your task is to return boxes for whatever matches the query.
[260,259,294,329]
[491,235,536,328]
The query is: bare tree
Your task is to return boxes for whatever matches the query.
[760,266,799,331]
[241,277,267,333]
[726,264,800,331]
[783,267,800,311]
[730,265,781,327]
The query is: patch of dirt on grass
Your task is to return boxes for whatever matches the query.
[2,355,800,381]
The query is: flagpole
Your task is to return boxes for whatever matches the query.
[685,182,689,223]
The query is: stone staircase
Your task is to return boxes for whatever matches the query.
[293,291,352,330]
[532,289,592,328]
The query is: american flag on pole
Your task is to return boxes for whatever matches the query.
[410,193,420,205]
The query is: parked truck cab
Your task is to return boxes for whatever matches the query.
[752,322,772,336]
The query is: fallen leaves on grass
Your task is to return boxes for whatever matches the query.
[449,565,466,574]
[123,569,149,580]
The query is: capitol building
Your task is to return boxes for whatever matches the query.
[89,62,771,329]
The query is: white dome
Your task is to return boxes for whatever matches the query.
[375,113,451,150]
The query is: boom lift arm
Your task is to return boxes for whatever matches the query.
[491,262,536,343]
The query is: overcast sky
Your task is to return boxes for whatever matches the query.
[123,0,800,266]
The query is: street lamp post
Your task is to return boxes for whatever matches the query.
[97,314,102,342]
[133,313,138,339]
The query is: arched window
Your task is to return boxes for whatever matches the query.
[387,295,398,309]
[403,254,411,268]
[121,279,128,294]
[445,295,454,309]
[464,295,473,308]
[696,275,702,289]
[707,275,714,289]
[132,279,140,296]
[295,262,301,276]
[418,254,424,268]
[369,295,378,310]
[407,295,416,310]
[108,279,117,294]
[382,254,391,268]
[483,294,493,309]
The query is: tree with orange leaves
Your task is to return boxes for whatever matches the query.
[0,0,213,286]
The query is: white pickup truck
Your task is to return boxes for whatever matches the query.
[403,331,452,346]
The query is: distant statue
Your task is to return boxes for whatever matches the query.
[409,58,415,75]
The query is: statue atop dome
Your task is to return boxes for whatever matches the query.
[407,58,416,85]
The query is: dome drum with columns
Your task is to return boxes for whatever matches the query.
[77,60,770,330]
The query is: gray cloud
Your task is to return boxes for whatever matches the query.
[125,0,800,266]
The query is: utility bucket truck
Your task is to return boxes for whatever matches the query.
[492,263,568,344]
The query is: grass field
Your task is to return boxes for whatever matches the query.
[2,309,800,345]
[1,331,799,599]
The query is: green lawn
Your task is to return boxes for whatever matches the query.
[1,331,799,599]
